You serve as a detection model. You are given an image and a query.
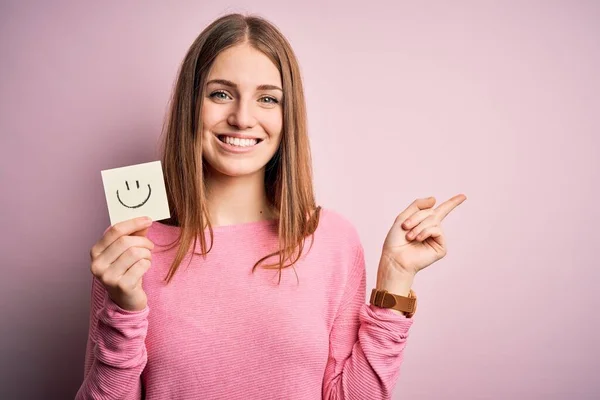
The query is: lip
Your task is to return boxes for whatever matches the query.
[216,133,264,140]
[215,134,263,154]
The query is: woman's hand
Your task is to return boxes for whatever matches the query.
[379,194,467,277]
[89,216,155,311]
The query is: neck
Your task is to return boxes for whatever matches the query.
[204,167,277,227]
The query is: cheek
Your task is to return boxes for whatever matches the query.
[263,112,283,141]
[201,102,225,129]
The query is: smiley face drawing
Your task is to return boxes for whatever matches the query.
[102,160,171,225]
[116,180,152,209]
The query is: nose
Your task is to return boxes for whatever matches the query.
[227,101,257,130]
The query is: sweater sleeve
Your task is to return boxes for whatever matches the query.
[322,243,414,400]
[75,276,149,400]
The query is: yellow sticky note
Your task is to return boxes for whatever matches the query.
[101,160,171,225]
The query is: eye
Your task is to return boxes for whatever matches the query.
[209,90,231,100]
[259,96,279,104]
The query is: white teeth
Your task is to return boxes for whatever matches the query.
[223,136,258,147]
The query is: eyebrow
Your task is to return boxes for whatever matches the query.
[206,79,283,92]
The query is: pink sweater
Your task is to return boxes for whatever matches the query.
[76,208,414,399]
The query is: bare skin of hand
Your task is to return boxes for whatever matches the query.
[379,194,467,278]
[89,216,155,311]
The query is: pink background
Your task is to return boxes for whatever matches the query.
[1,1,598,399]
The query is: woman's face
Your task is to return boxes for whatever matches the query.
[201,43,283,178]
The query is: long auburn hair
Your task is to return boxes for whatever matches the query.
[159,13,321,284]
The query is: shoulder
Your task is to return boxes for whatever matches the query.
[313,207,366,288]
[315,207,363,251]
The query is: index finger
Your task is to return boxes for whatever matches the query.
[92,217,153,258]
[435,194,467,220]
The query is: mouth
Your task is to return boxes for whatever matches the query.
[217,134,264,148]
[116,184,152,209]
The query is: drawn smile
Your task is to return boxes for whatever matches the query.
[116,180,152,209]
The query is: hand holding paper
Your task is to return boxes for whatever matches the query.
[90,160,171,311]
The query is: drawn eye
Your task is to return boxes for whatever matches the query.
[125,180,141,190]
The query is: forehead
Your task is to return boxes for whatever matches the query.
[207,43,281,87]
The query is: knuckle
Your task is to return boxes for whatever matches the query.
[111,225,126,237]
[125,247,139,258]
[115,235,129,247]
[139,247,151,258]
[90,261,102,276]
[136,260,151,273]
[130,247,148,259]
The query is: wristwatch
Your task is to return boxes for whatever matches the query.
[370,288,417,318]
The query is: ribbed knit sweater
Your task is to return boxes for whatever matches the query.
[76,208,414,399]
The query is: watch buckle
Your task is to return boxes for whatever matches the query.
[373,290,388,307]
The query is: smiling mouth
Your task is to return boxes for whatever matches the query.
[116,184,152,209]
[217,134,263,147]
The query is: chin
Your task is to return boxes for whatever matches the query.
[204,158,267,178]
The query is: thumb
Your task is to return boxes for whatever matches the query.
[132,227,150,237]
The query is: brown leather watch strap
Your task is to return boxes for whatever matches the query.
[370,288,417,317]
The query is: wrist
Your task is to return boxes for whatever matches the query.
[376,261,415,297]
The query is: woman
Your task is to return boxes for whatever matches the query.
[77,13,466,399]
